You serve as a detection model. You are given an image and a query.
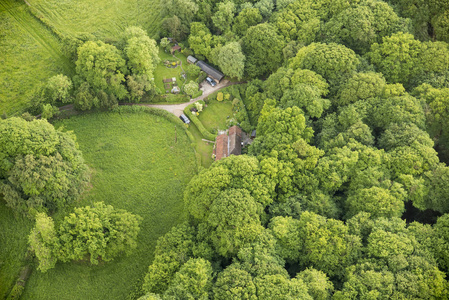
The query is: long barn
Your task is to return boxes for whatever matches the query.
[196,60,225,83]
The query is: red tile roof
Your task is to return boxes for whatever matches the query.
[214,126,242,161]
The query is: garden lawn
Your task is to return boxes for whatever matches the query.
[188,123,214,168]
[27,0,162,41]
[21,111,197,300]
[198,99,234,133]
[154,47,195,95]
[0,0,73,115]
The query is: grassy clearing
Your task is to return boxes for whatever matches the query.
[27,0,163,41]
[187,124,214,168]
[0,198,33,299]
[0,0,73,115]
[21,111,197,300]
[198,99,234,133]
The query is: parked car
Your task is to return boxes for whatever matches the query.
[206,77,216,87]
[179,114,190,124]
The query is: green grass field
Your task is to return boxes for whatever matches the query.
[0,198,33,299]
[0,0,74,115]
[198,99,234,133]
[20,111,197,299]
[187,124,215,168]
[27,0,163,41]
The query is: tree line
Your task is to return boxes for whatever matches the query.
[137,0,449,298]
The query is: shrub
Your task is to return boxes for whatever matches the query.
[224,93,231,101]
[217,92,224,101]
[195,102,203,112]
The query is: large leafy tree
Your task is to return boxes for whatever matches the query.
[143,223,197,294]
[323,0,403,53]
[183,155,275,222]
[57,202,141,265]
[188,22,216,59]
[163,258,213,299]
[0,117,89,215]
[76,40,128,100]
[215,42,245,80]
[232,8,262,36]
[212,1,236,33]
[366,32,422,86]
[336,72,386,106]
[290,42,360,93]
[206,189,263,257]
[270,212,362,277]
[213,264,257,300]
[242,23,285,78]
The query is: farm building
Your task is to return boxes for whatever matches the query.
[196,61,225,82]
[170,45,181,54]
[187,56,198,64]
[213,126,242,161]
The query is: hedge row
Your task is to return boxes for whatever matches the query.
[183,104,216,141]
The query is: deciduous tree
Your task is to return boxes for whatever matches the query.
[76,41,128,100]
[215,42,245,80]
[242,23,285,78]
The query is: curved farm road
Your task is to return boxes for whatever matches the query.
[132,79,243,117]
[55,80,244,117]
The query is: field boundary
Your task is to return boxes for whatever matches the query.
[0,0,73,75]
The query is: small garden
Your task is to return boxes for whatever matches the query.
[153,46,203,104]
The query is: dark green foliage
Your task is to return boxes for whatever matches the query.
[323,0,404,53]
[366,32,422,86]
[233,8,262,36]
[143,223,196,294]
[433,214,449,271]
[57,202,142,265]
[296,268,334,300]
[213,264,257,300]
[163,258,213,299]
[76,40,128,102]
[242,23,285,78]
[270,212,362,277]
[0,117,89,216]
[290,42,360,93]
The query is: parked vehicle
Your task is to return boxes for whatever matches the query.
[179,114,190,124]
[206,77,216,87]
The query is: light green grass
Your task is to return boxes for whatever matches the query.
[0,198,33,299]
[27,0,163,41]
[0,0,74,115]
[21,111,197,300]
[188,124,214,168]
[198,99,234,132]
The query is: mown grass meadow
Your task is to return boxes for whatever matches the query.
[20,111,197,299]
[0,0,73,115]
[27,0,163,41]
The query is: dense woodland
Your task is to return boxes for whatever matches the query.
[3,0,449,298]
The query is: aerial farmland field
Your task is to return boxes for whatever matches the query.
[0,0,73,115]
[26,0,163,41]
